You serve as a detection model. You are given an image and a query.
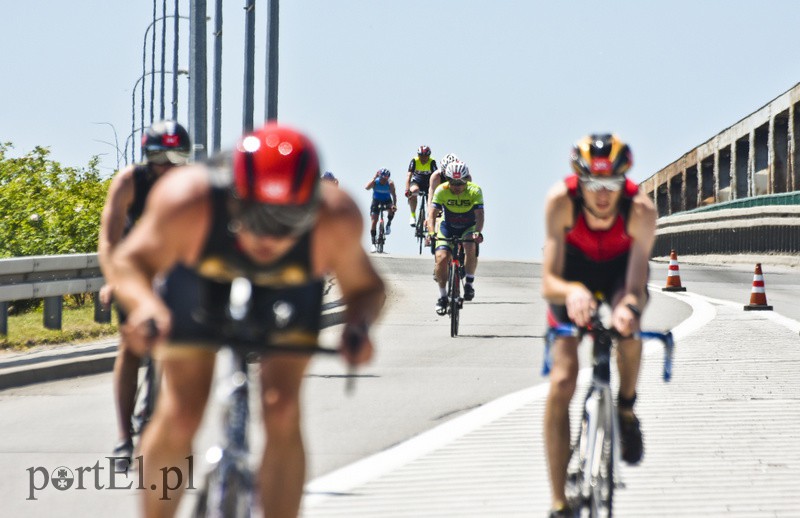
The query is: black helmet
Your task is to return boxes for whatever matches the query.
[142,120,191,165]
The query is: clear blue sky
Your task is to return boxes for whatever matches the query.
[2,1,798,260]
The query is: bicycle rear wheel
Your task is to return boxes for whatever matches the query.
[415,197,426,255]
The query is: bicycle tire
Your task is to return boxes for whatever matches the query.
[449,263,460,337]
[378,216,385,254]
[416,195,427,255]
[592,396,614,517]
[193,461,253,518]
[131,358,158,436]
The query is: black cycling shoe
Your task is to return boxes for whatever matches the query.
[463,283,475,301]
[619,411,644,464]
[435,296,448,315]
[112,438,134,472]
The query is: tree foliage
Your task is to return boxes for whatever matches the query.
[0,143,109,258]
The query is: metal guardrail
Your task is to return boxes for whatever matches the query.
[0,253,107,335]
[654,206,800,256]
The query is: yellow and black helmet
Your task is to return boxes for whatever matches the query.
[570,133,633,177]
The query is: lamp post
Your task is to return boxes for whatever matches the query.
[128,69,189,164]
[140,14,189,135]
[91,122,123,171]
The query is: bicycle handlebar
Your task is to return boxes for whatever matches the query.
[542,322,674,382]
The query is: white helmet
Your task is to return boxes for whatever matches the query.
[445,161,469,182]
[440,153,460,172]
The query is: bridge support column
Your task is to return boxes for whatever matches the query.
[94,293,111,324]
[0,302,7,336]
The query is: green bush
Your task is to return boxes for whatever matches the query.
[0,143,110,313]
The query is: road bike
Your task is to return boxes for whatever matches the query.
[374,204,389,254]
[414,190,428,255]
[543,313,674,518]
[192,278,355,518]
[435,235,475,337]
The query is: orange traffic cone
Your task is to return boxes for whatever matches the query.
[743,263,773,311]
[662,249,687,292]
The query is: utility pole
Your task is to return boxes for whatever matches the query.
[243,0,256,132]
[212,0,223,153]
[265,0,279,122]
[189,0,208,160]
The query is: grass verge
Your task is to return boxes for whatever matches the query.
[0,305,118,350]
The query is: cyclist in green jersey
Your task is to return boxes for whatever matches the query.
[425,161,484,314]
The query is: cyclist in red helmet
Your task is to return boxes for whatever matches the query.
[541,134,656,518]
[405,145,438,226]
[110,123,385,518]
[98,119,191,472]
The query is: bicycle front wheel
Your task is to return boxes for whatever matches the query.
[449,264,460,337]
[193,461,253,518]
[590,397,614,518]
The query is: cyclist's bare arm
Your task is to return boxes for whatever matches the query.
[315,189,385,364]
[612,191,657,333]
[541,183,594,326]
[428,173,441,201]
[405,169,413,194]
[474,208,485,235]
[426,200,439,235]
[111,166,212,349]
[389,181,398,207]
[98,165,136,297]
[364,178,375,190]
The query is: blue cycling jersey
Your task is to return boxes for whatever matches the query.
[372,180,392,201]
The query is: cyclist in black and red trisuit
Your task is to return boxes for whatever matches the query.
[541,134,657,518]
[98,120,191,471]
[110,124,385,518]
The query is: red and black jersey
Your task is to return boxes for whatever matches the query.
[563,174,639,262]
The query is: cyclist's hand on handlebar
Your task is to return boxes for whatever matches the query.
[404,189,411,198]
[340,321,373,366]
[121,303,171,356]
[424,233,434,246]
[391,205,397,213]
[471,232,484,244]
[565,283,595,328]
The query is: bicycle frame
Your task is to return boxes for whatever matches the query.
[543,316,674,516]
[193,278,346,518]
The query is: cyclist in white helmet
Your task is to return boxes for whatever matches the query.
[426,161,484,314]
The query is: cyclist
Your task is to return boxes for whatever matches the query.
[425,161,484,314]
[426,153,471,231]
[405,145,437,226]
[541,133,656,517]
[321,170,339,186]
[97,120,191,471]
[110,124,385,518]
[364,168,398,252]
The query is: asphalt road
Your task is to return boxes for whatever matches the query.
[3,255,790,517]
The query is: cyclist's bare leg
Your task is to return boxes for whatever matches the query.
[408,184,420,214]
[615,336,642,414]
[544,336,579,508]
[140,346,215,518]
[463,242,478,276]
[113,343,141,442]
[258,354,312,518]
[610,292,643,413]
[433,248,451,289]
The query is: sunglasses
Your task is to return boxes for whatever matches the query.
[449,180,466,187]
[579,176,625,192]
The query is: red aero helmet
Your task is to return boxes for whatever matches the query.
[232,124,320,206]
